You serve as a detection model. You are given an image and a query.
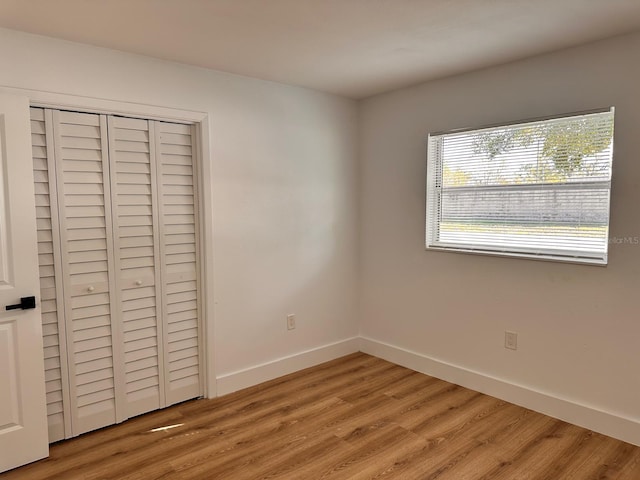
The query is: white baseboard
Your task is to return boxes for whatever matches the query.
[216,337,360,396]
[359,336,640,447]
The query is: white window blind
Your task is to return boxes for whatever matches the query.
[426,109,615,264]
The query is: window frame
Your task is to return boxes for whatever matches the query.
[425,108,615,266]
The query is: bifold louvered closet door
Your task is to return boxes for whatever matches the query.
[30,108,202,442]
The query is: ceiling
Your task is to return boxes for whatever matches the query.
[1,0,640,99]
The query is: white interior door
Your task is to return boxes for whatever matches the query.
[0,93,48,471]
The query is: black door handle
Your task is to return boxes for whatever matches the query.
[6,296,36,311]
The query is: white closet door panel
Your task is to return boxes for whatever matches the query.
[156,121,201,405]
[119,236,154,249]
[58,110,101,126]
[118,195,151,207]
[64,183,106,195]
[127,366,159,383]
[73,305,113,323]
[120,245,155,259]
[46,390,63,406]
[161,184,194,196]
[61,149,103,162]
[108,116,165,418]
[169,346,199,363]
[159,132,191,146]
[68,259,109,275]
[69,249,109,263]
[67,218,106,230]
[71,292,110,308]
[74,345,112,365]
[54,110,124,436]
[59,136,102,150]
[125,325,157,342]
[73,325,112,342]
[116,205,153,217]
[37,228,53,242]
[169,337,198,351]
[116,162,152,174]
[167,327,198,344]
[122,306,156,322]
[33,169,49,185]
[75,366,113,384]
[163,176,195,187]
[118,217,153,229]
[76,388,114,407]
[117,172,152,184]
[63,159,103,172]
[38,242,54,255]
[119,274,154,289]
[115,141,149,153]
[162,163,193,176]
[122,296,155,311]
[118,184,152,195]
[76,377,115,397]
[123,316,156,332]
[121,257,155,270]
[127,355,157,371]
[166,280,198,295]
[74,336,112,353]
[161,144,192,156]
[166,253,197,265]
[36,218,52,232]
[121,285,154,301]
[164,310,195,326]
[166,241,197,254]
[65,194,105,207]
[32,109,203,442]
[31,115,46,133]
[125,346,158,363]
[126,339,157,358]
[165,223,196,235]
[75,355,112,375]
[114,128,148,142]
[30,108,71,442]
[40,278,56,292]
[112,116,147,130]
[72,316,111,334]
[165,205,195,216]
[64,204,106,218]
[67,228,108,241]
[165,290,197,305]
[58,123,100,139]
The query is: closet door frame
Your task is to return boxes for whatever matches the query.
[9,86,216,400]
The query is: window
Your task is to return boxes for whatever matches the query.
[426,109,615,264]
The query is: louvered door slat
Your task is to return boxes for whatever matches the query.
[155,121,201,405]
[108,116,166,418]
[53,110,124,435]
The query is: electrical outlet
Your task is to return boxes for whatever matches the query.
[287,314,296,330]
[505,331,518,350]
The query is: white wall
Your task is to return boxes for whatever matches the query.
[0,28,360,393]
[359,31,640,445]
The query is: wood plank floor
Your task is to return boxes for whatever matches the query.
[3,353,639,479]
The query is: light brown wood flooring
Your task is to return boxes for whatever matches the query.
[2,352,639,479]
